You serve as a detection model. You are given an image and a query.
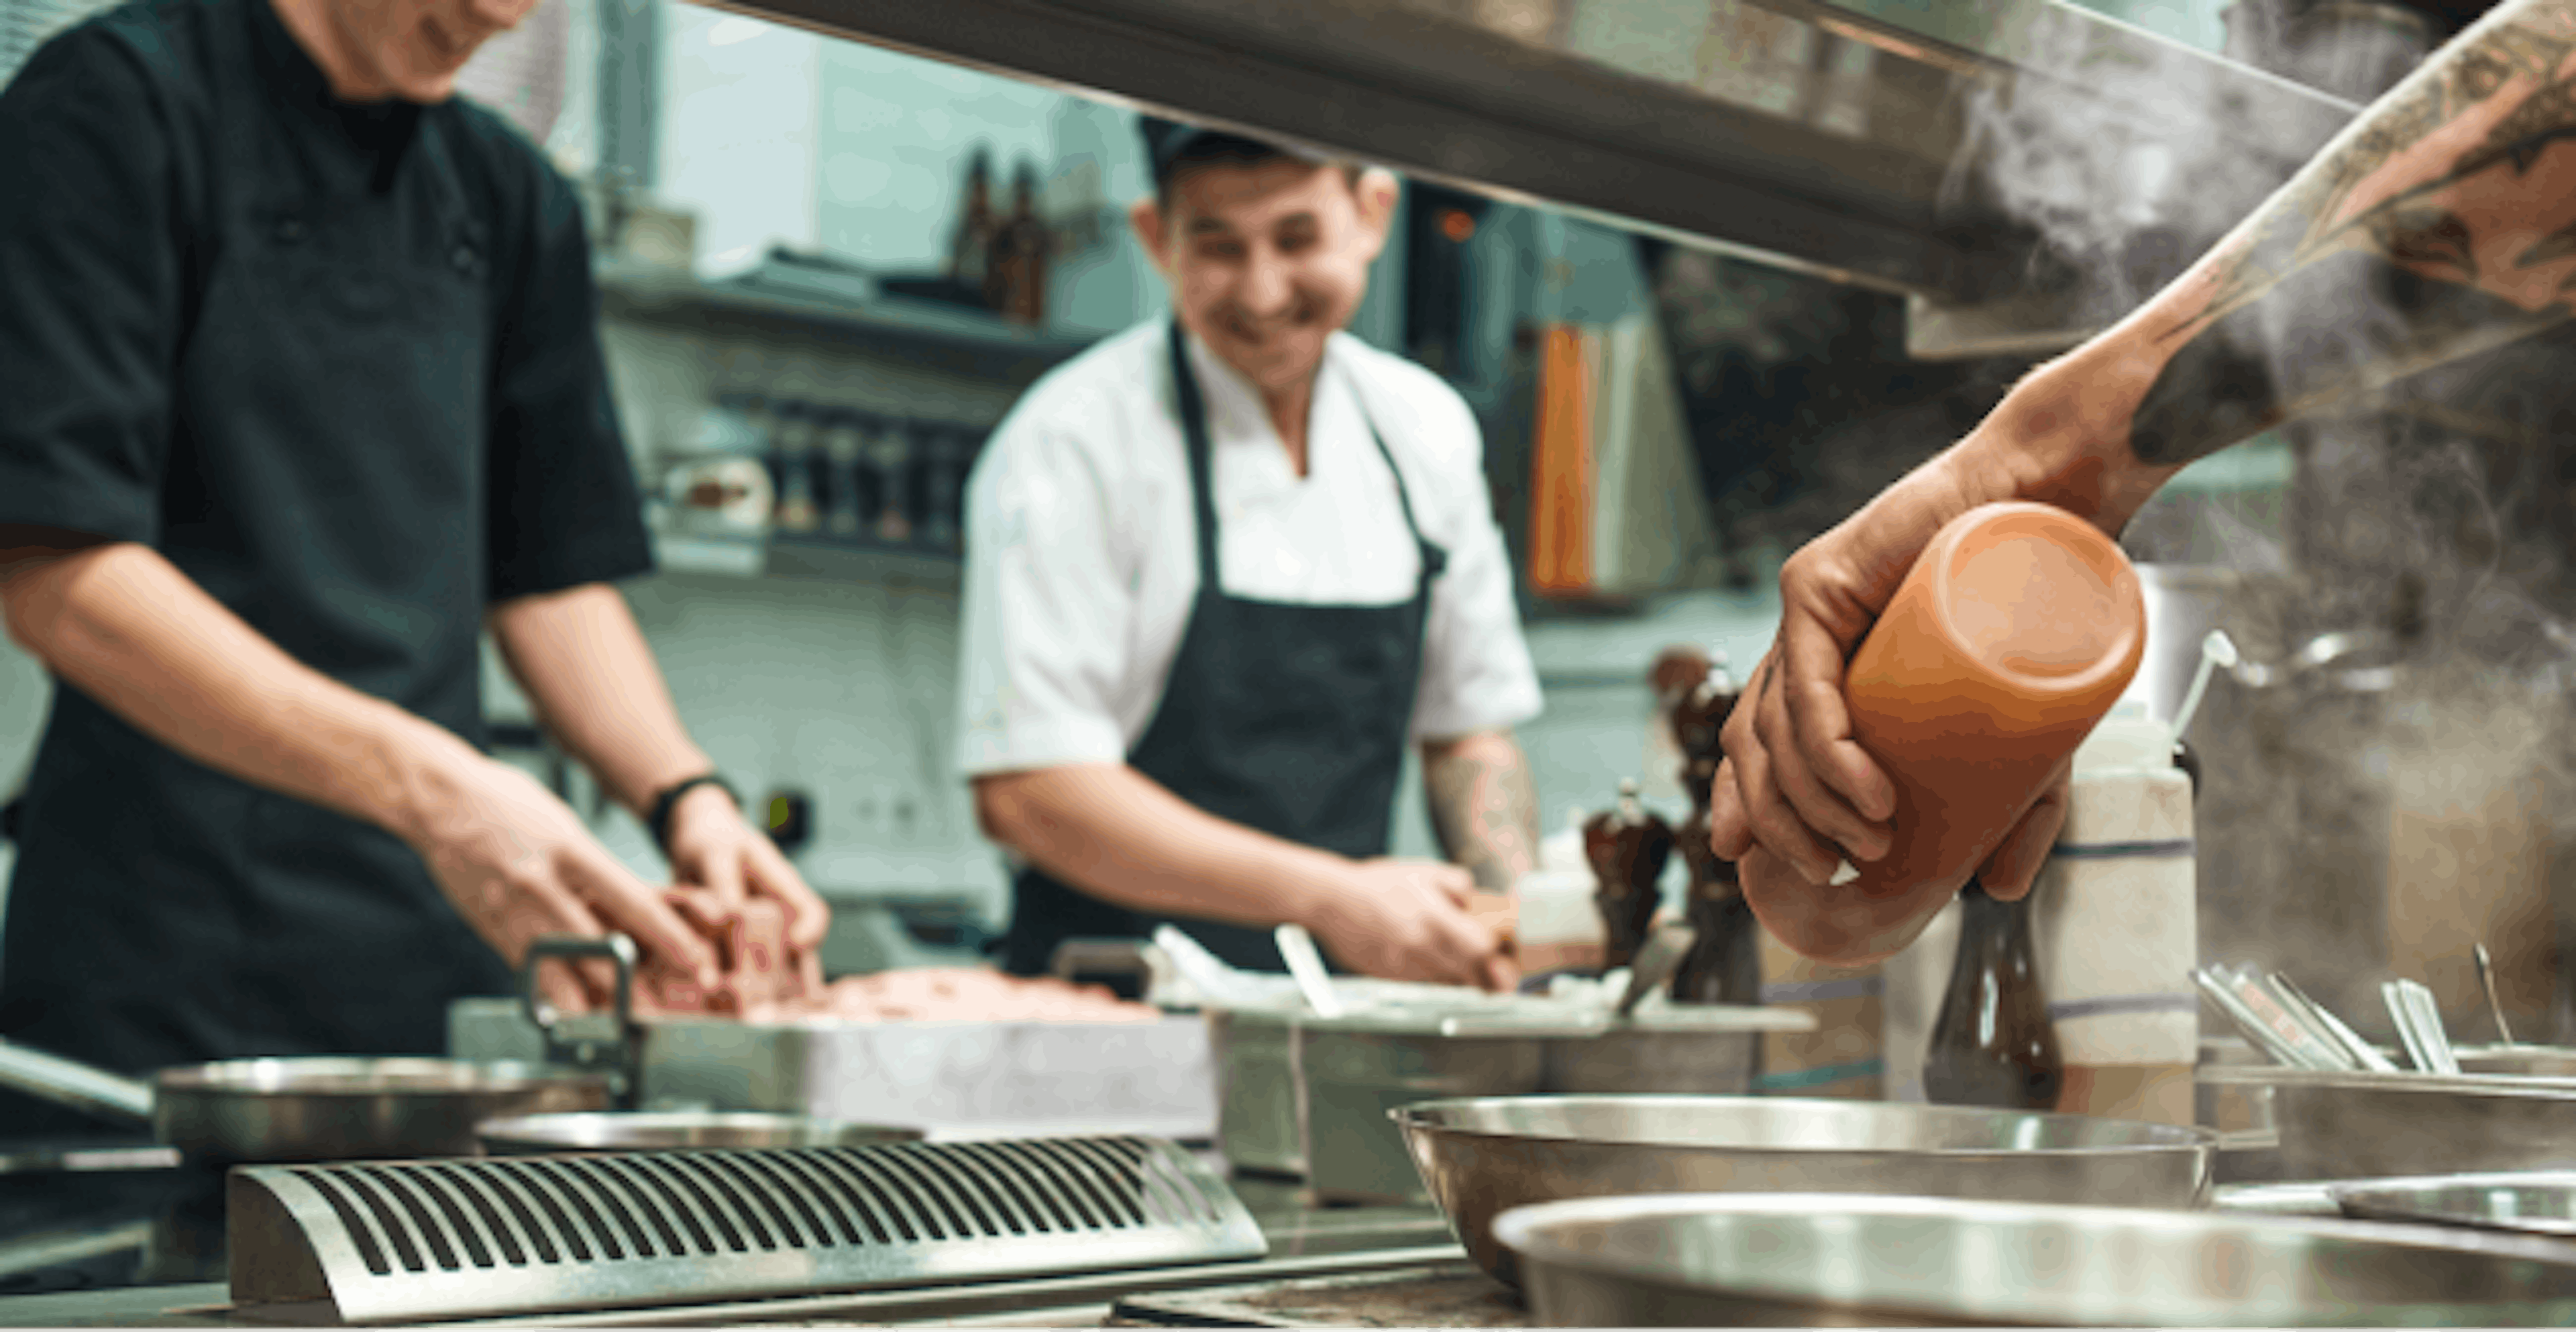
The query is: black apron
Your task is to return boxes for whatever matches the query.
[1001,321,1448,977]
[0,0,512,1090]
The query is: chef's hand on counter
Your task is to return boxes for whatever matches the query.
[405,748,724,1013]
[1311,858,1517,992]
[659,781,831,952]
[1709,0,2576,962]
[976,763,1516,991]
[485,584,830,952]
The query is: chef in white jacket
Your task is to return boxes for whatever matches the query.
[957,118,1543,990]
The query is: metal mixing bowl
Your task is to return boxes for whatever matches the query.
[1393,1095,2217,1288]
[1493,1192,2576,1326]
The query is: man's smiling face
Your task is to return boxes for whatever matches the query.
[1133,155,1396,397]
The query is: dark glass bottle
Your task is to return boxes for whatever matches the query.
[1583,780,1673,972]
[1923,878,2063,1111]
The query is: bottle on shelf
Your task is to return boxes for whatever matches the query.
[1922,877,2065,1111]
[920,427,964,553]
[987,157,1052,325]
[948,146,999,303]
[1583,779,1673,972]
[822,413,866,540]
[769,403,820,535]
[871,418,914,546]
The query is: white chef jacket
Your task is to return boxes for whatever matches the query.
[957,320,1544,777]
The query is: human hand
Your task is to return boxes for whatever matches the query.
[1308,858,1518,992]
[405,753,716,1013]
[661,784,833,952]
[1707,442,2085,964]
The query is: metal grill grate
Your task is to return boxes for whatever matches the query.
[229,1135,1264,1324]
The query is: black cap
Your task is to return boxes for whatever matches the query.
[1138,115,1320,193]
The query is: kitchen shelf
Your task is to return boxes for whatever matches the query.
[768,533,964,588]
[595,260,1097,382]
[649,531,965,589]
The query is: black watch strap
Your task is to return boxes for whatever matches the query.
[645,773,739,855]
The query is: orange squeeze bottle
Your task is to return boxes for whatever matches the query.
[1744,501,2145,964]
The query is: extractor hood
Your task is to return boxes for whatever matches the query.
[702,0,2363,356]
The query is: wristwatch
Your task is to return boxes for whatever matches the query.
[645,773,739,856]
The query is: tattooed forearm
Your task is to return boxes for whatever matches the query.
[1422,732,1540,892]
[2129,0,2576,467]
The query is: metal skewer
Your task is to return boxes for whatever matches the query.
[2477,943,2519,1047]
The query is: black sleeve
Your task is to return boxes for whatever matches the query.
[0,28,184,544]
[484,158,655,602]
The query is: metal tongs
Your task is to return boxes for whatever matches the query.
[2194,963,2394,1073]
[2382,979,2461,1075]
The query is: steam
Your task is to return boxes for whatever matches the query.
[1953,5,2576,1038]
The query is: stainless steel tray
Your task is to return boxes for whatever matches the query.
[1210,1002,1813,1202]
[1493,1192,2576,1326]
[449,998,1217,1140]
[1394,1094,2216,1289]
[2332,1172,2576,1238]
[2200,1064,2576,1179]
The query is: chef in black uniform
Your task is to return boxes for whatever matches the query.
[959,121,1544,990]
[0,0,826,1110]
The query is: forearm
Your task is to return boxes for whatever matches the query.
[973,764,1353,929]
[1973,0,2576,523]
[1420,731,1539,891]
[487,583,710,817]
[0,539,478,844]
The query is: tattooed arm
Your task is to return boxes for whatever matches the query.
[1421,730,1540,892]
[1707,0,2576,964]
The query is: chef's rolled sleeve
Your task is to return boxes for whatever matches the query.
[957,422,1138,776]
[0,30,184,544]
[482,155,653,601]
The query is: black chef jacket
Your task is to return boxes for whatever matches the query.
[0,0,654,1101]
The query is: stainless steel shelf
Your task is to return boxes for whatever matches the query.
[597,261,1096,381]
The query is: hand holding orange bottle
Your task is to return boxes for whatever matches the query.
[1729,501,2144,964]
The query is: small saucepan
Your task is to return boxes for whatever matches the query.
[0,1037,609,1164]
[476,1111,924,1155]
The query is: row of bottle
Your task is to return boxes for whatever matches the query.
[727,395,984,554]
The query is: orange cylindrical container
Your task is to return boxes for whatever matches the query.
[1746,501,2144,965]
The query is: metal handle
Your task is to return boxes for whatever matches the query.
[1274,925,1346,1018]
[2477,943,2518,1047]
[519,934,640,1109]
[1616,923,1698,1018]
[0,1039,154,1128]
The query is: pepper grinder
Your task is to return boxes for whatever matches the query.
[1584,779,1674,972]
[1665,655,1762,1007]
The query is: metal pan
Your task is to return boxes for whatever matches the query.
[476,1111,923,1154]
[0,1037,608,1163]
[2331,1172,2576,1239]
[2199,1063,2576,1178]
[1493,1192,2576,1327]
[1393,1094,2216,1289]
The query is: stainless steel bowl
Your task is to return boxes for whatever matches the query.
[2332,1172,2576,1238]
[1493,1192,2576,1326]
[476,1111,924,1155]
[2201,1064,2576,1178]
[1393,1095,2217,1289]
